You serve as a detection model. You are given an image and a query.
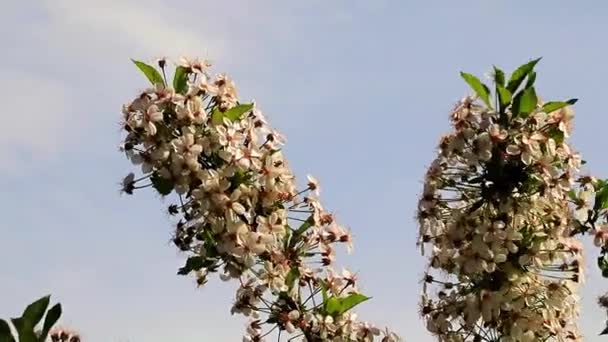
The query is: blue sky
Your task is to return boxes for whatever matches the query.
[3,0,608,341]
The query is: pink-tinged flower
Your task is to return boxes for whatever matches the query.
[235,147,262,170]
[179,56,210,74]
[474,132,492,161]
[256,212,285,236]
[178,97,207,124]
[144,105,163,135]
[307,175,320,195]
[548,105,575,137]
[594,227,608,247]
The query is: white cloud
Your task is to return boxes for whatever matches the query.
[37,0,227,60]
[1,0,348,174]
[0,0,238,173]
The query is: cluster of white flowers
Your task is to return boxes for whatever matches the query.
[49,328,81,342]
[418,91,586,341]
[120,57,399,341]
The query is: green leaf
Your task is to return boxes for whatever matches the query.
[323,293,371,317]
[0,320,14,342]
[596,179,608,191]
[289,216,314,249]
[173,66,189,94]
[283,226,293,250]
[39,304,61,342]
[131,59,165,86]
[211,104,254,125]
[496,86,512,110]
[177,256,205,275]
[150,172,173,196]
[324,297,342,316]
[22,296,50,327]
[506,58,541,93]
[229,171,252,191]
[225,104,253,121]
[203,230,218,255]
[294,216,314,236]
[9,319,22,335]
[320,281,328,304]
[210,110,223,125]
[265,315,279,324]
[525,71,537,89]
[599,253,608,277]
[493,66,505,86]
[285,267,300,290]
[512,87,538,117]
[337,293,371,314]
[598,255,607,269]
[542,99,578,113]
[547,127,565,144]
[17,329,36,342]
[594,184,608,211]
[460,72,492,108]
[10,318,35,342]
[210,106,232,125]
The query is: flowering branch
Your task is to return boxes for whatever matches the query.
[120,57,399,341]
[416,58,608,341]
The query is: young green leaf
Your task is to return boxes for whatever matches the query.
[525,71,537,89]
[506,58,542,93]
[460,72,493,108]
[229,170,253,190]
[493,66,505,86]
[0,320,14,342]
[496,86,512,110]
[9,319,22,335]
[211,110,224,125]
[598,253,608,277]
[177,256,206,275]
[211,103,254,125]
[131,59,165,86]
[10,318,36,342]
[173,66,189,94]
[324,297,343,316]
[22,295,50,327]
[285,267,300,290]
[294,216,314,237]
[541,99,578,113]
[225,104,254,121]
[323,293,371,317]
[596,179,608,192]
[512,87,538,117]
[39,303,62,342]
[320,281,328,304]
[594,184,608,211]
[337,293,371,314]
[150,172,174,196]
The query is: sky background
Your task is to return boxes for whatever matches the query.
[2,0,608,341]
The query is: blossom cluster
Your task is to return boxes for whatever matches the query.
[417,64,589,341]
[120,58,399,341]
[49,328,81,342]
